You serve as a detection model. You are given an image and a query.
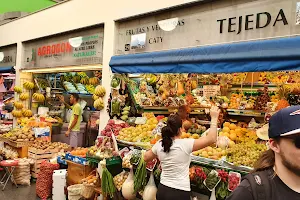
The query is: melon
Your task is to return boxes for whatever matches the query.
[183,120,192,130]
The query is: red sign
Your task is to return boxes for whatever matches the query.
[37,42,72,56]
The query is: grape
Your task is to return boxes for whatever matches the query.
[227,142,267,167]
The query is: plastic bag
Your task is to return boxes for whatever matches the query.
[36,161,59,199]
[113,171,129,191]
[121,168,136,200]
[142,172,157,200]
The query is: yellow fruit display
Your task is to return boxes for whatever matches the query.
[227,142,267,167]
[14,86,22,93]
[22,109,33,117]
[12,110,23,118]
[229,124,237,130]
[94,98,104,110]
[117,117,158,143]
[33,93,45,102]
[13,102,23,109]
[89,77,100,86]
[19,93,29,101]
[223,127,230,133]
[92,94,100,101]
[23,81,35,90]
[193,146,227,160]
[221,122,258,142]
[94,85,106,97]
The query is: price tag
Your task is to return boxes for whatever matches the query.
[203,85,220,97]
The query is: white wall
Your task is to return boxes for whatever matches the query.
[0,0,199,130]
[0,0,201,46]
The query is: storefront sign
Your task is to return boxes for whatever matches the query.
[217,9,288,34]
[115,0,297,55]
[23,27,104,69]
[0,45,16,67]
[203,85,220,98]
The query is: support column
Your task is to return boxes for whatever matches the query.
[99,21,116,133]
[13,42,23,127]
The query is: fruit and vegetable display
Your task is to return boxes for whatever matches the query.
[29,140,70,152]
[70,147,89,157]
[113,171,129,191]
[101,160,117,198]
[0,146,19,159]
[89,136,118,159]
[117,115,159,143]
[1,127,35,142]
[226,142,267,167]
[80,173,99,186]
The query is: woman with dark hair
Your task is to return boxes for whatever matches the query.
[144,106,220,200]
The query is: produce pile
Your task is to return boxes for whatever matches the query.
[88,136,117,159]
[101,119,129,137]
[60,72,100,94]
[70,147,89,158]
[1,127,35,142]
[0,146,18,159]
[80,173,99,186]
[117,115,159,143]
[29,140,70,152]
[0,124,12,133]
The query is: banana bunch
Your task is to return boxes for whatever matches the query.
[94,98,104,110]
[77,72,88,78]
[93,94,100,101]
[13,101,23,109]
[23,81,35,90]
[86,85,95,94]
[14,86,22,93]
[22,109,33,117]
[12,110,23,118]
[33,93,45,102]
[19,93,29,101]
[145,74,158,85]
[80,77,89,85]
[95,85,106,97]
[89,77,100,86]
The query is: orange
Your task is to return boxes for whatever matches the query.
[229,124,237,130]
[150,138,157,145]
[229,133,237,141]
[223,122,230,128]
[223,127,230,133]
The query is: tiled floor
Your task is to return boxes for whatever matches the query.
[0,182,37,200]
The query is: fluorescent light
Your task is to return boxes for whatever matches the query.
[0,52,4,62]
[20,65,102,73]
[158,18,179,31]
[69,37,83,48]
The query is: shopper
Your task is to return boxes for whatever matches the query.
[59,93,82,148]
[144,106,220,200]
[227,106,300,200]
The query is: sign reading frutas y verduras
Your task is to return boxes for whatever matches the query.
[23,27,104,69]
[0,45,17,67]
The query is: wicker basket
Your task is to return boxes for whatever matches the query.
[67,184,83,200]
[82,183,96,199]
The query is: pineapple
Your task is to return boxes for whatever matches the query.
[276,84,290,111]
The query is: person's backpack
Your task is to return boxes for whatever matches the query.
[242,170,272,200]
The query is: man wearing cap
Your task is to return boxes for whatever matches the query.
[227,106,300,200]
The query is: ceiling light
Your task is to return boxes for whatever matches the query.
[158,18,179,32]
[69,37,83,48]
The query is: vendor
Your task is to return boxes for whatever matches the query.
[177,105,191,122]
[144,106,220,200]
[59,93,82,148]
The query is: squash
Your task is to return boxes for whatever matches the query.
[177,81,185,96]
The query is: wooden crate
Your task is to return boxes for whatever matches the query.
[66,160,94,186]
[28,147,58,178]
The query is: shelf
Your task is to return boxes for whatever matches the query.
[227,109,265,117]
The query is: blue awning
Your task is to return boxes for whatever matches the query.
[110,36,300,73]
[0,66,15,73]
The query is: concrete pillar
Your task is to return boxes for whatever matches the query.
[99,21,116,133]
